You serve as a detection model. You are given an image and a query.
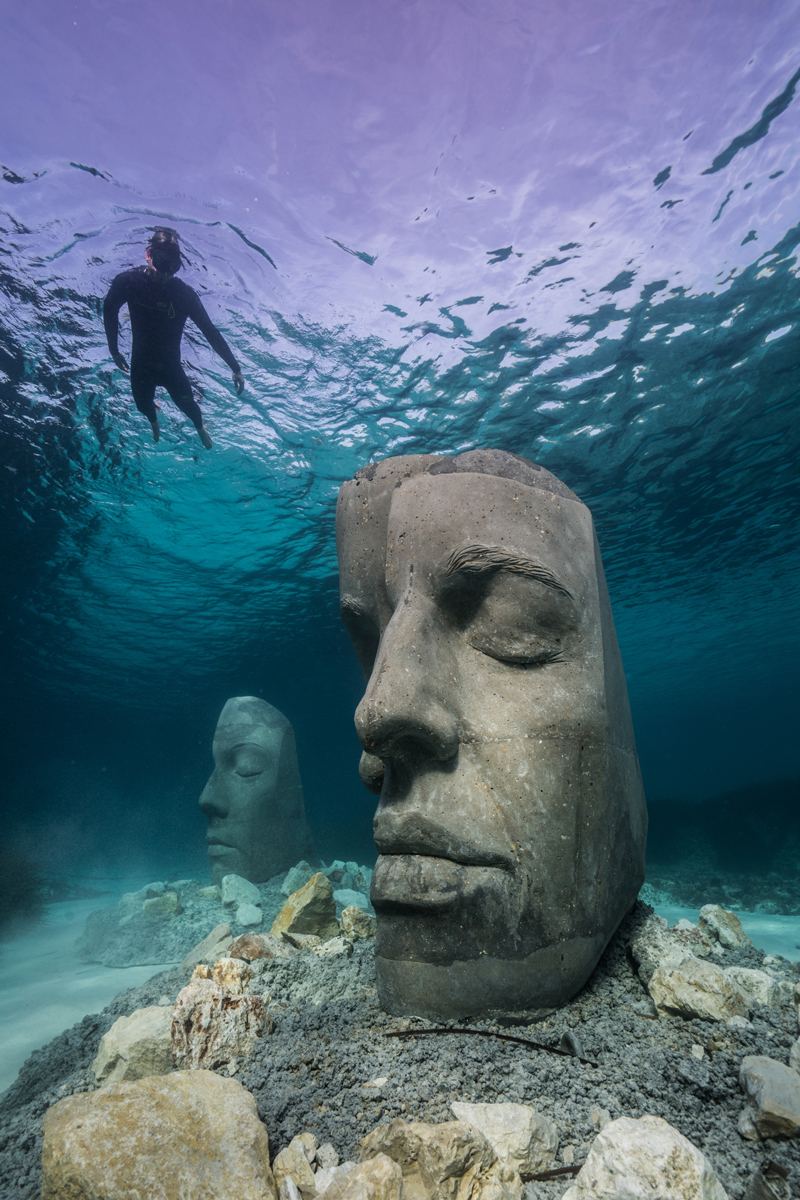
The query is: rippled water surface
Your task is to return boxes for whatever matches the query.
[1,0,799,858]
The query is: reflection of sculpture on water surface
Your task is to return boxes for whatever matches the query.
[337,449,647,1019]
[199,696,316,886]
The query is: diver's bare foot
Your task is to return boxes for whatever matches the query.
[198,424,213,450]
[150,420,160,443]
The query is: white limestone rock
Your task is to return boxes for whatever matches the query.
[699,904,754,950]
[179,922,233,972]
[562,1114,728,1200]
[724,967,784,1009]
[316,1164,357,1195]
[198,884,222,900]
[221,873,262,908]
[41,1069,278,1200]
[317,1144,341,1171]
[273,1135,318,1200]
[92,1005,173,1085]
[630,913,694,985]
[319,1155,402,1200]
[172,977,269,1071]
[648,957,750,1022]
[341,906,377,940]
[237,902,264,927]
[334,889,371,912]
[450,1101,558,1175]
[738,1055,800,1140]
[142,890,182,917]
[282,861,317,896]
[313,935,354,958]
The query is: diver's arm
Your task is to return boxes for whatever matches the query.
[187,290,244,392]
[103,277,129,371]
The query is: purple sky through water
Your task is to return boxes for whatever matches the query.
[3,0,800,333]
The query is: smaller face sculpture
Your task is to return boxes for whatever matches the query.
[337,449,647,1019]
[199,696,316,885]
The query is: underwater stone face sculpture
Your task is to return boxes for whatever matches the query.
[336,449,647,1018]
[199,696,317,885]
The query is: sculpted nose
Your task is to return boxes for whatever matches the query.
[354,611,459,764]
[199,772,228,818]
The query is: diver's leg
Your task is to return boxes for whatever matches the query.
[165,367,212,449]
[130,372,160,442]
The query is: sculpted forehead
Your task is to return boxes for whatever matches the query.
[213,696,286,755]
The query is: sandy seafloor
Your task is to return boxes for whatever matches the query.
[1,876,799,1200]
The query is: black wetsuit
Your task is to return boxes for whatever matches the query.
[103,267,240,429]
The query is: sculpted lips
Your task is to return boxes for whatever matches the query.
[372,817,514,910]
[373,813,514,870]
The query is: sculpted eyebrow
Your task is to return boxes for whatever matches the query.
[445,544,572,598]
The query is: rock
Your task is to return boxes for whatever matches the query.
[211,956,253,992]
[316,1164,357,1195]
[699,904,754,949]
[92,1006,173,1085]
[313,935,354,958]
[273,1134,318,1199]
[789,1038,800,1074]
[120,881,165,907]
[359,1117,522,1200]
[282,931,323,950]
[198,884,221,900]
[297,1131,318,1162]
[589,1106,611,1131]
[319,1155,402,1200]
[728,1015,755,1031]
[449,1102,558,1175]
[341,906,377,940]
[142,890,182,917]
[671,919,714,958]
[172,977,270,1071]
[271,872,339,941]
[283,861,317,896]
[238,902,264,927]
[281,1178,305,1200]
[334,889,371,911]
[317,1144,341,1170]
[179,922,232,972]
[738,1055,800,1140]
[630,913,693,985]
[724,967,783,1009]
[648,957,750,1022]
[228,932,296,961]
[742,1161,791,1200]
[41,1069,278,1200]
[222,873,262,908]
[561,1114,728,1200]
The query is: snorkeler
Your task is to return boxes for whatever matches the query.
[103,227,244,449]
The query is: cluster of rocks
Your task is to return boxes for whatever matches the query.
[3,900,800,1199]
[642,872,800,917]
[75,859,374,967]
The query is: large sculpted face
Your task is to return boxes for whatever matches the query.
[199,696,315,885]
[336,450,647,1018]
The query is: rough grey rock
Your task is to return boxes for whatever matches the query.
[334,889,371,913]
[630,913,694,985]
[336,450,647,1018]
[790,1039,800,1074]
[739,1055,800,1140]
[699,905,754,950]
[222,873,262,908]
[201,696,317,885]
[179,922,233,972]
[92,1006,173,1085]
[449,1102,557,1174]
[283,862,317,896]
[561,1114,729,1199]
[238,902,264,927]
[724,967,786,1010]
[648,958,750,1022]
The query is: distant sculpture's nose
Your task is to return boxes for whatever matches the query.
[198,772,228,818]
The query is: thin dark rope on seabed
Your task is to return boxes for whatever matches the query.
[384,1025,598,1066]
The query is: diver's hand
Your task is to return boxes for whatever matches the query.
[232,370,245,395]
[113,352,129,373]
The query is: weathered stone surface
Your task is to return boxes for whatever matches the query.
[282,931,323,950]
[271,872,339,941]
[222,872,262,908]
[197,884,221,900]
[200,696,317,885]
[319,1156,402,1200]
[179,922,232,972]
[238,901,264,926]
[142,890,182,917]
[316,1164,357,1195]
[41,1069,278,1200]
[648,957,749,1022]
[334,889,371,911]
[317,1143,341,1170]
[281,1177,305,1200]
[671,919,714,958]
[273,1134,318,1199]
[228,931,296,961]
[341,906,377,940]
[314,935,354,958]
[359,1117,522,1200]
[92,1005,173,1085]
[738,1055,800,1140]
[630,914,693,985]
[449,1102,557,1175]
[211,955,253,992]
[562,1114,728,1200]
[699,904,753,949]
[337,451,647,1017]
[283,861,316,895]
[789,1038,800,1074]
[172,977,269,1070]
[724,967,783,1009]
[120,881,165,908]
